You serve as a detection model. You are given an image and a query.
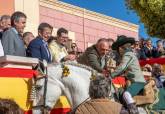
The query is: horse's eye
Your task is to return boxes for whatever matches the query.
[35,85,42,91]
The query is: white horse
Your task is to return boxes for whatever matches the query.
[32,61,99,114]
[32,61,150,114]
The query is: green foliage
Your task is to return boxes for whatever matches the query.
[125,0,165,39]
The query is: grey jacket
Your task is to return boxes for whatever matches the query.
[111,50,146,83]
[2,28,25,56]
[77,45,105,72]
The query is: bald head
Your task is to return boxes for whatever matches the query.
[96,38,109,56]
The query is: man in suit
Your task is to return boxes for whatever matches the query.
[1,12,26,56]
[141,39,154,59]
[27,23,53,63]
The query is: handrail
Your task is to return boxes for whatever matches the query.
[139,57,165,66]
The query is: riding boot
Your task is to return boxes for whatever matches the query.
[122,91,139,114]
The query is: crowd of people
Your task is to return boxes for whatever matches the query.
[0,11,165,114]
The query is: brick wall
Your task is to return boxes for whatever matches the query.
[40,6,138,50]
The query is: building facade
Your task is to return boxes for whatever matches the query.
[0,0,139,51]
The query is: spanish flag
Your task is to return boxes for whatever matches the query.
[0,68,70,114]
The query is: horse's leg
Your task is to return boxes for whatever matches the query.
[32,78,62,114]
[32,78,45,114]
[62,87,73,107]
[45,79,62,109]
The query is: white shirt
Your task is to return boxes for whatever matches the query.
[0,40,4,56]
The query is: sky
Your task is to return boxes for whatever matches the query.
[61,0,158,46]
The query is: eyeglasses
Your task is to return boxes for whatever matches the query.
[61,36,69,39]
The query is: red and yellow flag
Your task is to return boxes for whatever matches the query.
[0,68,70,114]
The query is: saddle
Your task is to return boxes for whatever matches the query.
[133,80,155,105]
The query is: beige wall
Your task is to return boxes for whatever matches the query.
[0,0,14,15]
[52,28,75,42]
[14,0,39,36]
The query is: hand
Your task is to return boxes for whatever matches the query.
[102,69,109,77]
[64,54,76,61]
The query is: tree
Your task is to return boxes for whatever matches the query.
[125,0,165,39]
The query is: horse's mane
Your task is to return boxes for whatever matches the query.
[48,61,98,74]
[37,61,102,109]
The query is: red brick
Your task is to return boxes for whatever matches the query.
[47,9,62,20]
[109,32,117,40]
[89,36,97,43]
[84,35,90,42]
[114,27,124,35]
[70,23,83,33]
[104,24,115,32]
[40,15,54,27]
[97,30,109,38]
[75,33,84,42]
[84,19,92,27]
[77,17,83,25]
[54,19,71,30]
[84,27,98,36]
[122,29,128,35]
[128,31,138,39]
[90,21,102,29]
[62,13,78,23]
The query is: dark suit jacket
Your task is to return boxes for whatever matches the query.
[152,47,165,58]
[141,46,154,58]
[0,32,2,40]
[1,28,25,56]
[27,36,52,63]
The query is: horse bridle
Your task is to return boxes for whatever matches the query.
[32,61,51,112]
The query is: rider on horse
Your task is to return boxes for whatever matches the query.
[109,35,146,114]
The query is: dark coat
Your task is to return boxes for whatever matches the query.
[27,36,51,63]
[141,46,155,58]
[0,31,2,40]
[152,47,165,58]
[75,98,122,114]
[77,45,104,72]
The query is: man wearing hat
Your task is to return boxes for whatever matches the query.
[109,35,146,114]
